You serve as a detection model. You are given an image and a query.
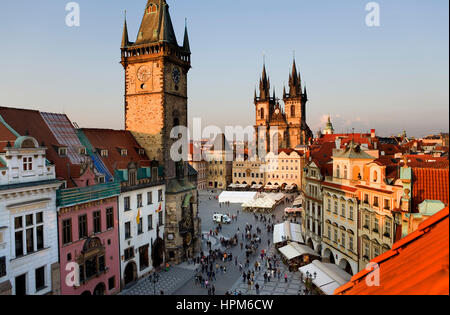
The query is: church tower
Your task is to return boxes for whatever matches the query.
[121,0,200,264]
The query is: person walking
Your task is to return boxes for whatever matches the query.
[284,273,288,283]
[255,283,260,295]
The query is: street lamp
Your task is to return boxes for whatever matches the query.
[304,271,317,295]
[148,272,160,295]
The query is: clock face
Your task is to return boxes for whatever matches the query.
[172,67,181,84]
[137,66,152,82]
[275,109,280,114]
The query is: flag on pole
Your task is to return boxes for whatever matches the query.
[157,202,162,213]
[136,209,141,225]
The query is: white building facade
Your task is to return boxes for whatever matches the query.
[0,136,60,295]
[118,182,166,288]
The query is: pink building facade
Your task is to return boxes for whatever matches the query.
[57,169,121,295]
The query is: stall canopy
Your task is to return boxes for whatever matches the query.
[251,184,263,190]
[273,221,304,244]
[218,191,256,204]
[279,242,318,260]
[293,197,303,207]
[242,195,276,209]
[285,207,302,214]
[267,193,285,203]
[299,260,352,295]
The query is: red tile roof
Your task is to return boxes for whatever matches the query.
[0,106,82,187]
[335,207,449,295]
[81,128,151,174]
[412,167,449,209]
[322,181,357,193]
[0,120,17,153]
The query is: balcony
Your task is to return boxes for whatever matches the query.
[57,181,121,208]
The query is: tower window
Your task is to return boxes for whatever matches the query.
[291,106,295,117]
[147,4,158,14]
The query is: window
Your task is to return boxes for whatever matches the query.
[129,171,137,186]
[108,277,115,291]
[291,105,295,117]
[15,213,45,256]
[137,194,143,208]
[334,229,338,243]
[106,208,114,230]
[341,233,346,247]
[158,189,163,202]
[374,218,379,232]
[23,157,33,171]
[139,245,149,271]
[373,171,378,182]
[147,192,153,205]
[78,147,87,155]
[124,197,131,211]
[373,196,379,207]
[341,203,346,217]
[336,165,340,178]
[364,242,370,259]
[121,149,128,156]
[125,222,131,239]
[35,266,45,292]
[334,201,338,214]
[148,215,153,231]
[93,211,101,234]
[158,211,164,227]
[139,148,145,155]
[327,199,331,212]
[124,247,134,261]
[79,215,87,239]
[327,226,331,239]
[137,218,143,235]
[364,214,370,229]
[349,206,354,220]
[364,194,369,204]
[349,236,354,251]
[384,220,391,237]
[63,219,72,245]
[344,166,348,179]
[0,256,6,277]
[58,147,68,157]
[101,150,108,157]
[373,246,380,258]
[384,199,390,210]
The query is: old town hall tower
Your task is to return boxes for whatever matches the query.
[120,0,200,264]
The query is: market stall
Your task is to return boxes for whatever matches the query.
[273,221,304,247]
[299,260,352,295]
[279,242,320,271]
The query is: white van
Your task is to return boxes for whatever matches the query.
[213,214,232,224]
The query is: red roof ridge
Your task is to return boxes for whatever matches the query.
[334,207,449,295]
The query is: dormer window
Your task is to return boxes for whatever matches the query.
[121,149,128,157]
[100,150,108,157]
[23,157,33,171]
[138,148,145,156]
[97,176,106,184]
[58,147,68,157]
[79,147,87,155]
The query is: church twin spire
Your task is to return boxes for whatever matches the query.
[256,58,305,101]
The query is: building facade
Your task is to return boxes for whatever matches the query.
[121,0,200,263]
[254,61,313,152]
[80,128,167,288]
[0,135,60,295]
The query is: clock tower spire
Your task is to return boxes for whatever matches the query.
[120,0,199,265]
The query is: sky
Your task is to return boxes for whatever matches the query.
[0,0,448,138]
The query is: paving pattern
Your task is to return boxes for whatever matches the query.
[120,265,197,296]
[229,247,305,296]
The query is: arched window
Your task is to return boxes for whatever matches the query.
[336,165,341,178]
[373,171,378,183]
[344,165,348,179]
[260,108,264,120]
[147,4,158,14]
[291,105,295,117]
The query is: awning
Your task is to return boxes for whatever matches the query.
[273,221,304,244]
[293,197,302,207]
[299,260,352,295]
[251,184,263,190]
[218,191,256,204]
[242,195,276,209]
[279,242,319,260]
[285,207,302,214]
